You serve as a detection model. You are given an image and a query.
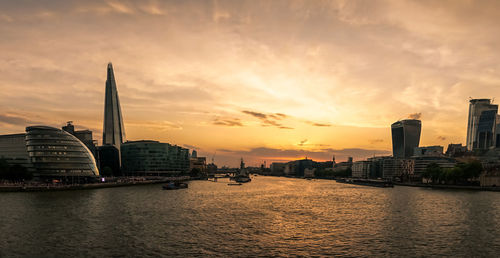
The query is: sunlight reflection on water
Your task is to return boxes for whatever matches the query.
[0,176,499,257]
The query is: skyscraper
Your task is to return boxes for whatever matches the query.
[103,62,126,148]
[391,119,421,158]
[466,99,498,151]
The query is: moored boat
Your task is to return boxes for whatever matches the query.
[162,182,188,190]
[337,178,393,188]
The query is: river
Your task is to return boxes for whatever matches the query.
[1,176,499,257]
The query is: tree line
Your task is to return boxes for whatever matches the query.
[0,158,33,182]
[423,160,482,185]
[314,168,352,178]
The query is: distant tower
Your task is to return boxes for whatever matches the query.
[466,99,498,150]
[240,158,245,169]
[62,121,75,135]
[103,62,126,149]
[192,150,198,158]
[391,119,421,158]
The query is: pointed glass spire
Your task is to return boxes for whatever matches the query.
[103,62,126,147]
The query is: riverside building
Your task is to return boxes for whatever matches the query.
[0,133,33,171]
[121,140,190,176]
[0,126,99,182]
[391,119,421,158]
[466,99,498,151]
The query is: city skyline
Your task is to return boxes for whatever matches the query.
[2,1,500,166]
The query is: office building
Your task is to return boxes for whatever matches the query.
[1,126,100,181]
[283,159,314,177]
[121,140,190,176]
[0,133,33,170]
[413,146,444,157]
[412,157,455,178]
[352,161,371,178]
[270,162,286,176]
[97,145,121,176]
[103,62,126,149]
[190,149,207,173]
[391,119,421,158]
[466,99,498,150]
[26,126,99,180]
[445,143,467,157]
[62,121,97,157]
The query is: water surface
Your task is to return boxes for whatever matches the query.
[1,176,499,257]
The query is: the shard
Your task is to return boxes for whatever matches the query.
[103,62,126,148]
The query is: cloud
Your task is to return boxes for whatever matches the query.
[408,112,422,120]
[369,139,384,144]
[213,118,243,127]
[298,139,308,146]
[0,113,41,126]
[437,136,446,141]
[241,110,292,128]
[242,110,267,119]
[307,121,331,127]
[269,113,287,120]
[106,1,135,14]
[183,144,198,150]
[218,146,390,163]
[127,120,183,131]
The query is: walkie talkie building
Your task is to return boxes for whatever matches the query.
[391,119,421,158]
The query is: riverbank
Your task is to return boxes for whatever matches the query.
[395,182,500,192]
[0,176,190,192]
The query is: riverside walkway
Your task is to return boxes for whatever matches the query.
[0,176,190,192]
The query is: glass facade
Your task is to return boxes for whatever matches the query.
[391,119,421,158]
[0,133,33,170]
[466,99,498,150]
[26,126,99,178]
[121,140,190,176]
[103,63,126,149]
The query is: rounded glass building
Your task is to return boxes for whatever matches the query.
[26,126,99,179]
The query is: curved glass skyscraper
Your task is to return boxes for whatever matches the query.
[391,119,421,158]
[26,126,99,177]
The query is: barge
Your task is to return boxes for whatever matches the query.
[336,178,394,188]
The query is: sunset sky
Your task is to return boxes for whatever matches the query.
[2,0,500,166]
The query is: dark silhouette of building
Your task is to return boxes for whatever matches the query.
[97,145,121,177]
[445,143,467,157]
[99,62,126,173]
[103,62,126,150]
[391,119,421,158]
[62,121,97,158]
[120,140,190,176]
[0,133,33,171]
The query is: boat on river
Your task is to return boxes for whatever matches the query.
[336,178,393,188]
[231,159,252,183]
[234,176,251,183]
[162,182,188,190]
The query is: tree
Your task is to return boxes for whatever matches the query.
[0,158,10,178]
[10,164,32,181]
[424,163,442,184]
[101,166,113,177]
[190,167,201,177]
